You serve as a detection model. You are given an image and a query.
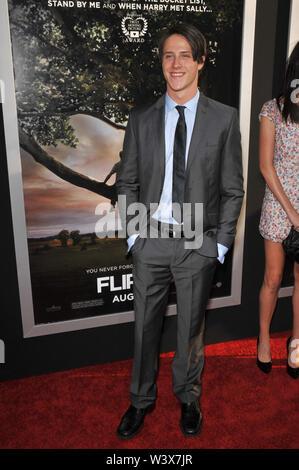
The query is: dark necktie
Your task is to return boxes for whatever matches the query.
[172,105,187,215]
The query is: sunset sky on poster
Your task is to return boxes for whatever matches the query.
[21,115,125,238]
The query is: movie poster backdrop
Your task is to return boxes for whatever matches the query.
[3,0,266,335]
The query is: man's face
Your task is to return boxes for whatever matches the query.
[162,34,205,101]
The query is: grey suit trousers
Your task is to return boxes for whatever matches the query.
[130,235,217,408]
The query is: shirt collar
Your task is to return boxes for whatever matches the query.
[165,89,200,114]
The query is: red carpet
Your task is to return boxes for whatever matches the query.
[0,330,298,450]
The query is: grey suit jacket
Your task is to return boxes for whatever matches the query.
[116,93,244,257]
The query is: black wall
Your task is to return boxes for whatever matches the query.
[0,0,293,381]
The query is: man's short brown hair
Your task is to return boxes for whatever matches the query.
[158,23,207,64]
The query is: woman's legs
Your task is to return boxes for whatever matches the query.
[288,261,299,368]
[258,240,285,362]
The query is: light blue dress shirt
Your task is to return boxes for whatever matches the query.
[127,90,228,263]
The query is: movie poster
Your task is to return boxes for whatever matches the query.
[5,0,248,333]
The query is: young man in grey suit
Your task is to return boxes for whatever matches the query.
[116,23,244,439]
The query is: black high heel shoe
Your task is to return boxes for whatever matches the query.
[256,337,272,374]
[286,337,299,379]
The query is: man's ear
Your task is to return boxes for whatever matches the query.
[198,56,206,71]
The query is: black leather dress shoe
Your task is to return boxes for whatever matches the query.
[116,404,155,439]
[180,400,203,437]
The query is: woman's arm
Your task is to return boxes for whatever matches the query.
[259,116,299,230]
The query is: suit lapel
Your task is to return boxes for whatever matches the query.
[186,93,209,175]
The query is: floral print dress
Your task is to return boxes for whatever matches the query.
[259,99,299,243]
